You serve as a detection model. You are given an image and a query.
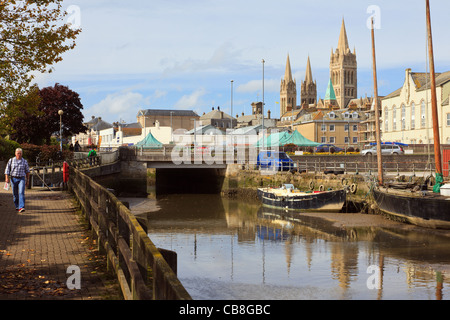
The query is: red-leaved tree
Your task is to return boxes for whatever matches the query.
[11,83,87,145]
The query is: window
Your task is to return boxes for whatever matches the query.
[352,112,359,119]
[321,136,326,143]
[329,137,335,143]
[447,113,450,126]
[344,136,349,144]
[344,124,349,132]
[385,107,389,131]
[353,137,358,144]
[353,124,358,132]
[329,112,335,119]
[392,106,397,131]
[401,104,406,130]
[329,124,335,132]
[421,101,426,128]
[321,124,326,132]
[411,102,415,129]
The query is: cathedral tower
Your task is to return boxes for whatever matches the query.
[300,56,317,106]
[280,54,297,115]
[330,19,357,108]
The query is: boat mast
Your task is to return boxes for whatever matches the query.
[371,17,383,185]
[426,0,442,177]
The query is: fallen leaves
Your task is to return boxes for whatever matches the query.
[0,264,75,298]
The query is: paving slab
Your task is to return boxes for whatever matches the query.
[0,187,121,300]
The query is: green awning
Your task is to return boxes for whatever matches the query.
[255,130,319,148]
[255,131,291,148]
[135,132,163,149]
[284,130,320,147]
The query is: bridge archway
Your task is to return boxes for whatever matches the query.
[155,167,226,195]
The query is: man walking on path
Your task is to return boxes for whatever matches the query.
[4,148,30,213]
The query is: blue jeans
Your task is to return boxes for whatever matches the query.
[11,177,26,209]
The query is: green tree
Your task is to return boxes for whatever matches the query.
[0,0,81,106]
[0,84,41,137]
[10,83,87,144]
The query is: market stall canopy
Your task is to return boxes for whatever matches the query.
[255,131,291,148]
[135,132,163,149]
[255,130,320,147]
[285,130,320,147]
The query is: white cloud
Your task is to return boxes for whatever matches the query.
[236,79,280,94]
[89,91,148,122]
[175,88,207,109]
[153,89,168,99]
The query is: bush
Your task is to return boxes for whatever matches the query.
[21,143,73,165]
[347,147,355,152]
[0,137,20,161]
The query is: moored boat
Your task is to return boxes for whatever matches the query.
[370,1,450,229]
[373,188,450,229]
[257,184,346,212]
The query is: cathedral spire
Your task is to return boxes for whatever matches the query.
[305,56,313,84]
[284,54,293,82]
[338,18,349,53]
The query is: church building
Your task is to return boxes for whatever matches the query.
[330,19,357,109]
[280,54,297,116]
[279,18,357,116]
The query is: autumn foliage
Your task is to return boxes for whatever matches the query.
[10,84,87,145]
[0,0,81,103]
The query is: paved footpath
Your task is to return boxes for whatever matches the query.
[0,187,121,300]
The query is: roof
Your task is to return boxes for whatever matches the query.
[280,109,302,118]
[230,125,262,135]
[86,117,113,131]
[135,132,163,149]
[120,122,142,129]
[324,78,336,101]
[382,87,402,100]
[137,109,199,117]
[383,70,450,100]
[186,124,223,135]
[417,70,450,91]
[200,108,234,120]
[296,109,366,123]
[255,130,320,147]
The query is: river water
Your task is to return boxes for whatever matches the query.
[124,194,450,300]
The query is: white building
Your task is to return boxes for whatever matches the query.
[381,68,450,145]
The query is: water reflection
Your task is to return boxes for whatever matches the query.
[136,194,450,300]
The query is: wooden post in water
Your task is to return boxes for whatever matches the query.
[371,17,383,186]
[426,0,442,176]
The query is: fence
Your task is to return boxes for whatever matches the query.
[290,157,438,177]
[68,165,192,300]
[30,157,102,188]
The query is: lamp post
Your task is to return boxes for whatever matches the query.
[230,80,234,130]
[262,59,265,150]
[170,111,174,144]
[58,110,64,152]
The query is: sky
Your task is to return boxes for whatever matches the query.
[33,0,450,125]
